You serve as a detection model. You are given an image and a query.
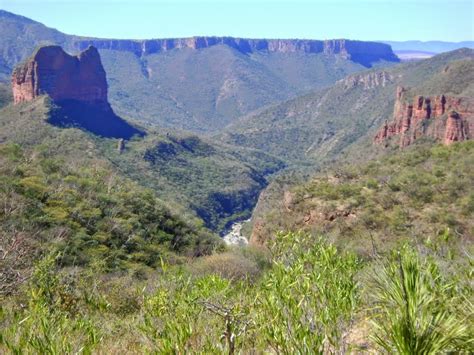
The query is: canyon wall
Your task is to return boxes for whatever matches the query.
[11,45,143,139]
[74,38,399,66]
[374,86,473,147]
[12,45,108,108]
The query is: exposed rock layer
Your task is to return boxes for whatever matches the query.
[12,45,108,107]
[11,45,143,139]
[374,86,473,147]
[343,71,393,90]
[75,38,399,66]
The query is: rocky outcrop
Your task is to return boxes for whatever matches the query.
[75,38,399,67]
[444,111,469,144]
[343,71,393,90]
[12,45,108,107]
[11,45,143,139]
[374,86,473,147]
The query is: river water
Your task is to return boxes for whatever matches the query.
[222,219,250,246]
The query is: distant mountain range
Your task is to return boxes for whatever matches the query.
[382,40,474,53]
[382,40,474,61]
[0,9,400,132]
[0,8,472,235]
[219,48,473,166]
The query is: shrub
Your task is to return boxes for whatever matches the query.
[255,232,361,353]
[370,246,472,353]
[189,251,262,281]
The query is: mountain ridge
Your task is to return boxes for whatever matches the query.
[74,37,398,67]
[0,10,401,132]
[219,48,473,166]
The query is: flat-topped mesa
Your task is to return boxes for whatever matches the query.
[74,38,399,66]
[374,86,473,147]
[12,45,109,108]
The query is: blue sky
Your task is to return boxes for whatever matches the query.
[0,0,472,41]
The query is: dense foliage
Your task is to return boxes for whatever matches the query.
[0,97,284,234]
[371,246,472,353]
[0,143,220,292]
[1,231,471,353]
[103,132,285,232]
[253,141,474,258]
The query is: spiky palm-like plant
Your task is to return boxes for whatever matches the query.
[371,247,472,354]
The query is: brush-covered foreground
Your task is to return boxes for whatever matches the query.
[1,232,472,353]
[1,138,473,353]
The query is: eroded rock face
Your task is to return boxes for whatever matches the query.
[343,71,393,90]
[12,45,108,107]
[75,38,399,67]
[11,45,144,139]
[444,111,469,145]
[374,86,473,147]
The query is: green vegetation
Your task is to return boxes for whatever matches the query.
[0,12,472,353]
[2,230,471,353]
[371,246,472,353]
[1,93,472,355]
[252,141,474,257]
[220,49,473,167]
[0,97,284,233]
[0,142,220,285]
[102,131,284,231]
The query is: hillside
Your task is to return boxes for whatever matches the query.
[0,82,11,107]
[2,131,471,353]
[0,10,400,132]
[220,48,474,166]
[1,8,472,354]
[100,131,284,231]
[0,96,284,233]
[0,98,223,291]
[250,140,474,255]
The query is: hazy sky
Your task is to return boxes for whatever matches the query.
[0,0,472,41]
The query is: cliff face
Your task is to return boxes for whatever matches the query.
[74,38,399,67]
[343,70,393,90]
[11,45,143,139]
[12,45,108,107]
[374,86,473,147]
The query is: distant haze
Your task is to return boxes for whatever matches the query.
[383,41,474,54]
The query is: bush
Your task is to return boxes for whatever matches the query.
[255,232,361,353]
[189,251,263,281]
[370,246,472,353]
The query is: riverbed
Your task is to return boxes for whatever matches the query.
[222,219,250,246]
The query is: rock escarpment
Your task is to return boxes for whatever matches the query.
[343,71,393,90]
[12,45,108,107]
[374,86,473,147]
[75,38,399,67]
[11,45,143,139]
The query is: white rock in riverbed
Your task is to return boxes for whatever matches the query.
[223,220,249,246]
